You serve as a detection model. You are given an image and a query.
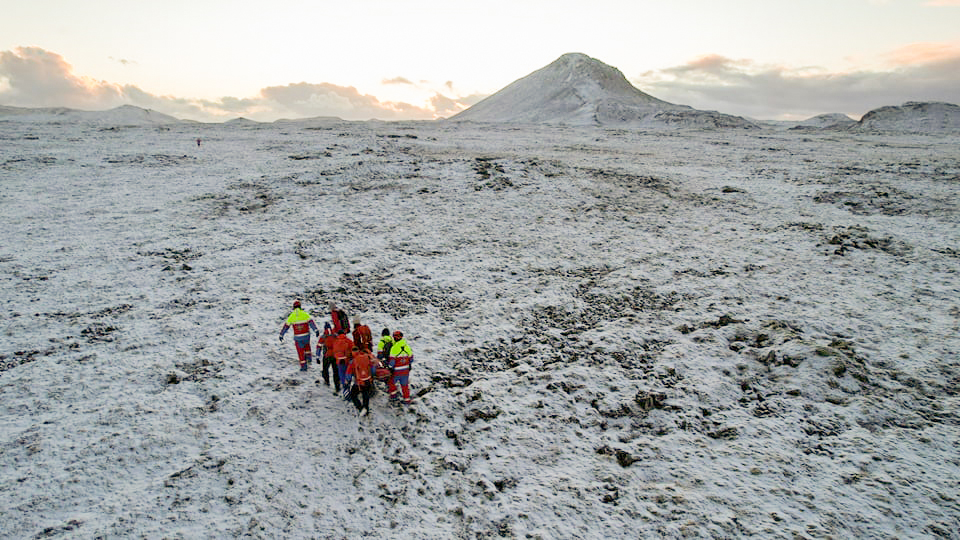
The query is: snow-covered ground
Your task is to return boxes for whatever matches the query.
[1,117,958,539]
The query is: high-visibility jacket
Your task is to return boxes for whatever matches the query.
[280,308,317,339]
[389,339,413,375]
[377,335,394,361]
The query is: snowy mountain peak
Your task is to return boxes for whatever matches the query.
[451,53,756,128]
[537,53,662,102]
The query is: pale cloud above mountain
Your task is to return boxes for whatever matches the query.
[382,77,415,86]
[634,43,960,120]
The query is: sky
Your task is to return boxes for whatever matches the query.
[1,0,959,122]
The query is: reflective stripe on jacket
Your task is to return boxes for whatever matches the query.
[347,351,375,386]
[281,308,317,338]
[389,339,413,374]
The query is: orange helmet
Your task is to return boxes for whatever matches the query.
[392,331,403,341]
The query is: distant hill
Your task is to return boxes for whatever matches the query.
[450,53,757,129]
[851,102,960,133]
[790,113,857,130]
[0,104,181,125]
[224,117,261,126]
[273,116,344,127]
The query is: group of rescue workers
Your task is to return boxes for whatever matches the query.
[278,300,414,416]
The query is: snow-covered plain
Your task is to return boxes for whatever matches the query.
[1,116,959,539]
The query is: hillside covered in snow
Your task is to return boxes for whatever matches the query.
[450,53,758,129]
[0,104,182,126]
[852,101,960,133]
[1,107,958,539]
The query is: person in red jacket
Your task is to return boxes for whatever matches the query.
[331,330,355,399]
[352,315,373,352]
[345,346,375,416]
[329,301,349,335]
[317,322,340,391]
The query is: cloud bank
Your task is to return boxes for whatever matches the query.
[634,43,960,120]
[0,47,473,122]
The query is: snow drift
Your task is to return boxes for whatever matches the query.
[450,53,757,129]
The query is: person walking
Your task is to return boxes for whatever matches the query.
[387,331,414,405]
[329,301,349,335]
[345,346,375,416]
[376,328,393,364]
[318,322,340,391]
[331,330,355,399]
[279,300,319,371]
[352,315,373,352]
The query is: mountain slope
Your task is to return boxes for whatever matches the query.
[451,53,756,128]
[852,101,960,133]
[0,104,181,125]
[790,113,857,130]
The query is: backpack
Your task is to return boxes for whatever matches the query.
[353,353,372,386]
[335,309,350,333]
[354,324,373,351]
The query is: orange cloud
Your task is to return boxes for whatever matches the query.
[0,46,481,121]
[0,47,126,109]
[382,77,415,85]
[257,82,437,120]
[686,54,753,72]
[884,42,960,66]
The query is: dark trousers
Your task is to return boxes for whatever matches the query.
[322,356,340,390]
[349,383,372,412]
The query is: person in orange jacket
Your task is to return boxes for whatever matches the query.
[317,322,340,391]
[331,329,355,399]
[345,346,375,416]
[352,315,373,352]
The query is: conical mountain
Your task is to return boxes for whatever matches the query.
[451,53,756,128]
